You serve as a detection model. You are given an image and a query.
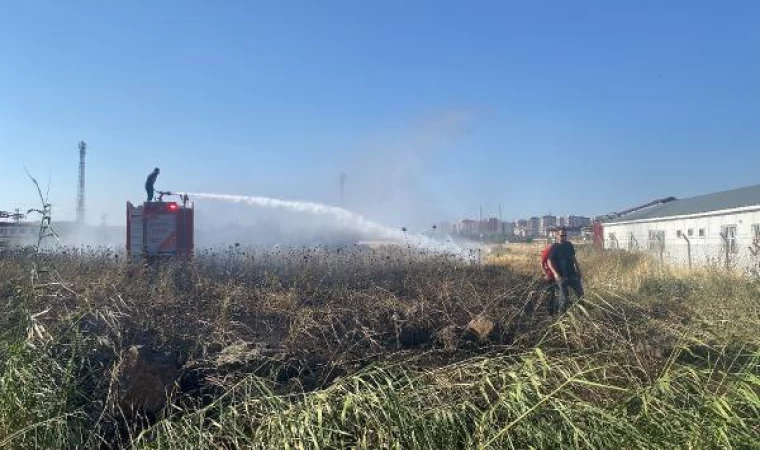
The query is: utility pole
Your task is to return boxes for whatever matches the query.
[720,232,730,270]
[339,172,347,207]
[479,205,484,242]
[498,204,503,239]
[76,141,87,224]
[681,233,692,269]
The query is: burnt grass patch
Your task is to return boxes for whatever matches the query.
[2,248,554,395]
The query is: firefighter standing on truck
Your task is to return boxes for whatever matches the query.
[145,168,160,202]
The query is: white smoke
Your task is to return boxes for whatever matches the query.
[185,192,464,254]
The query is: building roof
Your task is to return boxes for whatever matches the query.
[612,184,760,223]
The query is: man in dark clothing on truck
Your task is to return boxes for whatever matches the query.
[145,168,160,202]
[548,227,584,313]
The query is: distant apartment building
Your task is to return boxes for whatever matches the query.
[453,217,516,239]
[435,222,453,236]
[541,215,557,229]
[514,219,528,237]
[540,215,557,236]
[453,212,592,241]
[568,215,592,228]
[481,217,501,235]
[526,217,541,237]
[455,219,479,235]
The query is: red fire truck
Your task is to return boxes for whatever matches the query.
[126,192,194,259]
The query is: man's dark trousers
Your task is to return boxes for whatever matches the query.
[557,276,584,312]
[545,279,559,315]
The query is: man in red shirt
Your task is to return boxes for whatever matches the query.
[541,241,559,314]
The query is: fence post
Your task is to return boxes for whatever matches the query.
[656,234,664,264]
[720,232,730,270]
[681,233,692,269]
[750,240,760,275]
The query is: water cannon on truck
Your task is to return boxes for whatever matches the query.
[127,191,194,259]
[591,196,677,249]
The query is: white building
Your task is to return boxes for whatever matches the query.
[603,184,760,270]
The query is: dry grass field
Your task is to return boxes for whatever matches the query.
[0,245,758,449]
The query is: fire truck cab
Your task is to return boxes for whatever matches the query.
[126,193,194,259]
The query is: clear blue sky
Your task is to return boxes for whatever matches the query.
[2,1,759,228]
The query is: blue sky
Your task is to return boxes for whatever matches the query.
[2,1,759,228]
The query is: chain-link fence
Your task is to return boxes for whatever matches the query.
[604,234,760,273]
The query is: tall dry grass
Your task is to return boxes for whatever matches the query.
[0,245,758,449]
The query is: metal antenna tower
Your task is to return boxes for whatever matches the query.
[77,141,86,224]
[339,172,347,207]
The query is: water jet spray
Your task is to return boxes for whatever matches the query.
[184,192,464,254]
